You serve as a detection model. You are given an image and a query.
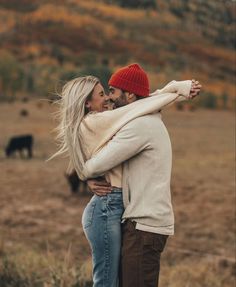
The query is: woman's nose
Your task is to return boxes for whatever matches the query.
[105,94,110,101]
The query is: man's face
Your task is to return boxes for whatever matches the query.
[86,83,111,112]
[109,86,129,109]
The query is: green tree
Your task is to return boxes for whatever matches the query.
[59,65,112,92]
[199,92,217,109]
[0,51,24,99]
[51,46,65,66]
[26,72,35,93]
[80,65,112,91]
[221,93,228,109]
[110,0,156,9]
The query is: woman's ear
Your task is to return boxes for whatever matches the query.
[85,101,91,109]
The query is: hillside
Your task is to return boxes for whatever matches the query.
[0,0,235,107]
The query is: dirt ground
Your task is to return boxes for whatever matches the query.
[0,101,235,286]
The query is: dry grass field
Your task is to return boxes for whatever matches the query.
[0,101,235,287]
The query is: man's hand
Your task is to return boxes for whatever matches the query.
[189,79,202,99]
[87,178,112,196]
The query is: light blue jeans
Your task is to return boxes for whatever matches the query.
[82,188,124,287]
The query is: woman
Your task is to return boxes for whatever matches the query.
[52,66,198,286]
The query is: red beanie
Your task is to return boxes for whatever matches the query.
[108,63,150,97]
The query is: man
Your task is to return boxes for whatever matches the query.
[85,63,201,287]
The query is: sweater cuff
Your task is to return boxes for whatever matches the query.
[82,162,105,180]
[82,165,90,180]
[150,80,191,98]
[175,80,192,98]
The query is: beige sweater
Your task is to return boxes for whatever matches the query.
[79,80,192,185]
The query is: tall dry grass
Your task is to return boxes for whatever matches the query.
[0,242,92,287]
[0,102,235,286]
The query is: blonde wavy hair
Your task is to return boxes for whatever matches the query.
[49,76,100,179]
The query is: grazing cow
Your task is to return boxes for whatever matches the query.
[5,135,34,158]
[20,109,29,117]
[65,170,89,195]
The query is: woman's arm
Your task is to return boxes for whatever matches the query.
[151,79,201,100]
[150,80,191,98]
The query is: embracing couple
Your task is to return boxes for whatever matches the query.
[53,63,201,287]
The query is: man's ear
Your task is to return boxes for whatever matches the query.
[127,93,137,102]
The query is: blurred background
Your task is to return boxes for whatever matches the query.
[0,0,235,286]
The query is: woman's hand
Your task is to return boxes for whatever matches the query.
[189,79,202,99]
[87,178,112,196]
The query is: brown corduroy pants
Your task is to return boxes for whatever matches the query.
[120,220,168,287]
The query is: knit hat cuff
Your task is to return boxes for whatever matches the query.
[109,75,150,97]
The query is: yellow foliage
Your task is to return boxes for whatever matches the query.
[149,72,168,90]
[206,81,235,98]
[22,44,41,57]
[73,0,147,20]
[191,43,235,63]
[159,11,179,25]
[23,4,117,38]
[0,9,18,33]
[35,56,59,67]
[181,69,235,98]
[73,0,180,26]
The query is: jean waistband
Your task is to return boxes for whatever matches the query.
[111,187,122,193]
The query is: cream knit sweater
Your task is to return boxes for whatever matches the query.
[79,80,192,184]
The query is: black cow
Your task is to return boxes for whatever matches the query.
[5,135,34,158]
[65,170,89,195]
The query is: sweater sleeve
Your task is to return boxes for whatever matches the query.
[82,119,149,179]
[150,80,192,100]
[81,80,192,156]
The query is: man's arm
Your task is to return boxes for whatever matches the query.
[83,119,149,179]
[87,177,112,196]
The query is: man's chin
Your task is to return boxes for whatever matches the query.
[103,103,115,110]
[114,101,126,109]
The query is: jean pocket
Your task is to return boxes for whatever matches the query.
[107,196,124,213]
[82,201,96,229]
